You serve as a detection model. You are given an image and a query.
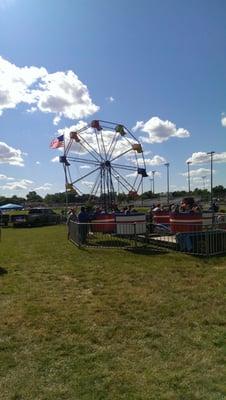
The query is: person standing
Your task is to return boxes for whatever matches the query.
[78,207,89,244]
[67,208,77,240]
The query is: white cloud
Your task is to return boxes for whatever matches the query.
[132,121,144,132]
[0,56,99,121]
[126,171,138,178]
[132,155,166,166]
[132,116,190,143]
[180,167,213,178]
[80,165,91,169]
[26,106,37,113]
[0,179,33,191]
[0,174,13,180]
[51,156,59,163]
[145,155,166,166]
[106,96,115,103]
[36,161,40,165]
[0,56,47,115]
[34,183,52,192]
[192,176,210,184]
[187,151,226,164]
[0,141,24,166]
[81,181,94,187]
[53,115,61,125]
[221,114,226,127]
[147,171,162,177]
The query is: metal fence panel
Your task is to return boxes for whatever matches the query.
[68,220,226,256]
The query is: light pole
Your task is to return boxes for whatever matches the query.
[149,178,153,194]
[152,170,156,195]
[141,178,144,206]
[202,176,207,190]
[164,163,170,205]
[116,176,119,195]
[207,151,215,205]
[187,161,192,194]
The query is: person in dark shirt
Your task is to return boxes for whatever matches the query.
[78,207,89,244]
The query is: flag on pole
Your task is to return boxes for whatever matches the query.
[50,134,64,149]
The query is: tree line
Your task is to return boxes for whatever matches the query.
[0,185,226,206]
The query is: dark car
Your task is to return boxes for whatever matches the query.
[13,208,61,227]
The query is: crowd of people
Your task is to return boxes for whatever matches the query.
[66,199,222,243]
[66,204,139,243]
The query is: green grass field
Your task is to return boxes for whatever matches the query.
[0,225,226,400]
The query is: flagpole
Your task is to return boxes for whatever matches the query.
[63,135,69,211]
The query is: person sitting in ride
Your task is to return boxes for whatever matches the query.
[125,204,136,215]
[152,203,161,212]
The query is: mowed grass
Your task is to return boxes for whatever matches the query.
[0,226,226,400]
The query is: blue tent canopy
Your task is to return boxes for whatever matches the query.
[0,203,23,210]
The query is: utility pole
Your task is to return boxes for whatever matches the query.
[187,161,192,194]
[152,170,156,195]
[207,151,215,205]
[164,163,170,205]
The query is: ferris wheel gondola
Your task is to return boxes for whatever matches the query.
[59,120,147,210]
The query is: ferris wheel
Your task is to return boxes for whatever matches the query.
[60,120,147,210]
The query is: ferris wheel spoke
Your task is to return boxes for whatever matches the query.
[76,137,101,162]
[132,174,139,188]
[106,132,119,160]
[65,139,73,155]
[94,129,104,161]
[112,170,132,192]
[110,147,133,163]
[67,156,99,166]
[100,129,108,160]
[111,166,135,191]
[90,173,101,196]
[124,126,140,142]
[111,162,137,171]
[71,166,100,185]
[136,176,143,193]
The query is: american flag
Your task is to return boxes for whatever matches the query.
[50,134,64,149]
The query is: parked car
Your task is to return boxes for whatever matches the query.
[12,208,61,227]
[0,212,9,227]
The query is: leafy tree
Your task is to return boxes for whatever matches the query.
[26,191,43,203]
[213,185,226,198]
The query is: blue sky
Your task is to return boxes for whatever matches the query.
[0,0,225,197]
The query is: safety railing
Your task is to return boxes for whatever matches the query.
[148,220,226,256]
[68,220,148,249]
[68,220,226,256]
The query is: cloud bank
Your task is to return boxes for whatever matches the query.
[0,141,24,166]
[132,116,190,144]
[187,152,226,165]
[0,56,99,123]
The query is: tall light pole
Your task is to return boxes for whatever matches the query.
[141,178,144,206]
[164,163,170,205]
[152,170,156,195]
[202,176,207,190]
[149,178,153,194]
[207,151,215,205]
[187,161,192,194]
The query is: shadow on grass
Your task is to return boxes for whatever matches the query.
[126,246,169,255]
[0,266,8,275]
[88,239,132,247]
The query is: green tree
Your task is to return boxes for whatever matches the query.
[26,191,43,203]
